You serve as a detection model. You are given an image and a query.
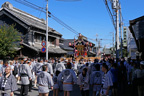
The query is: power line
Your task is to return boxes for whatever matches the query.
[103,0,116,31]
[50,13,79,35]
[14,0,45,12]
[14,0,79,35]
[13,0,101,43]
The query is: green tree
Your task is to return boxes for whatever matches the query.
[0,25,21,59]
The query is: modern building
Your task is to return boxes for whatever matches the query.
[0,2,67,58]
[102,48,112,58]
[127,28,137,59]
[123,27,127,48]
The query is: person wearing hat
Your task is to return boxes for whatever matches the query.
[19,60,32,96]
[133,61,144,96]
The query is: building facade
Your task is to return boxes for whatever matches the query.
[0,2,67,58]
[123,27,127,48]
[129,15,144,60]
[127,28,137,59]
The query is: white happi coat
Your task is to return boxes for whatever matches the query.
[78,63,85,74]
[90,71,103,91]
[100,71,113,95]
[19,64,32,85]
[89,63,97,74]
[53,75,59,89]
[0,74,18,96]
[55,63,65,72]
[37,71,54,93]
[77,73,89,91]
[47,63,54,75]
[0,65,9,75]
[33,63,43,75]
[73,63,78,70]
[58,69,77,91]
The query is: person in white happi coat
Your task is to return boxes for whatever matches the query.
[72,61,78,74]
[88,59,93,66]
[89,59,99,75]
[44,60,54,76]
[14,60,20,78]
[9,61,14,75]
[53,70,61,96]
[58,63,77,96]
[0,60,3,80]
[19,60,32,96]
[55,60,65,73]
[0,62,9,75]
[33,59,43,88]
[28,61,33,92]
[100,63,113,96]
[77,68,90,96]
[133,61,144,96]
[37,65,54,96]
[90,64,103,96]
[0,66,18,96]
[77,61,85,74]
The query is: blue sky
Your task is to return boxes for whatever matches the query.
[0,0,144,48]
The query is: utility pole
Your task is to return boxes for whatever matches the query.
[116,0,120,62]
[98,40,101,57]
[96,34,98,57]
[46,0,49,60]
[113,32,115,57]
[120,5,123,58]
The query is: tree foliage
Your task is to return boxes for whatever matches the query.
[0,25,21,59]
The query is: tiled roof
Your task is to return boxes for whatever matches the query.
[1,2,62,36]
[60,39,74,51]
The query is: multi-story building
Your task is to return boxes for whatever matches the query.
[127,28,137,59]
[123,27,127,48]
[0,2,67,58]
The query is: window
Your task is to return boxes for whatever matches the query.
[34,34,38,42]
[40,36,42,42]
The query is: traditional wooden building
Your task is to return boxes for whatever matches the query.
[0,2,67,58]
[129,15,144,60]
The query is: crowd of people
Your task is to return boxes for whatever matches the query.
[0,57,144,96]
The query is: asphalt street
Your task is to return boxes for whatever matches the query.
[13,83,133,96]
[14,84,83,96]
